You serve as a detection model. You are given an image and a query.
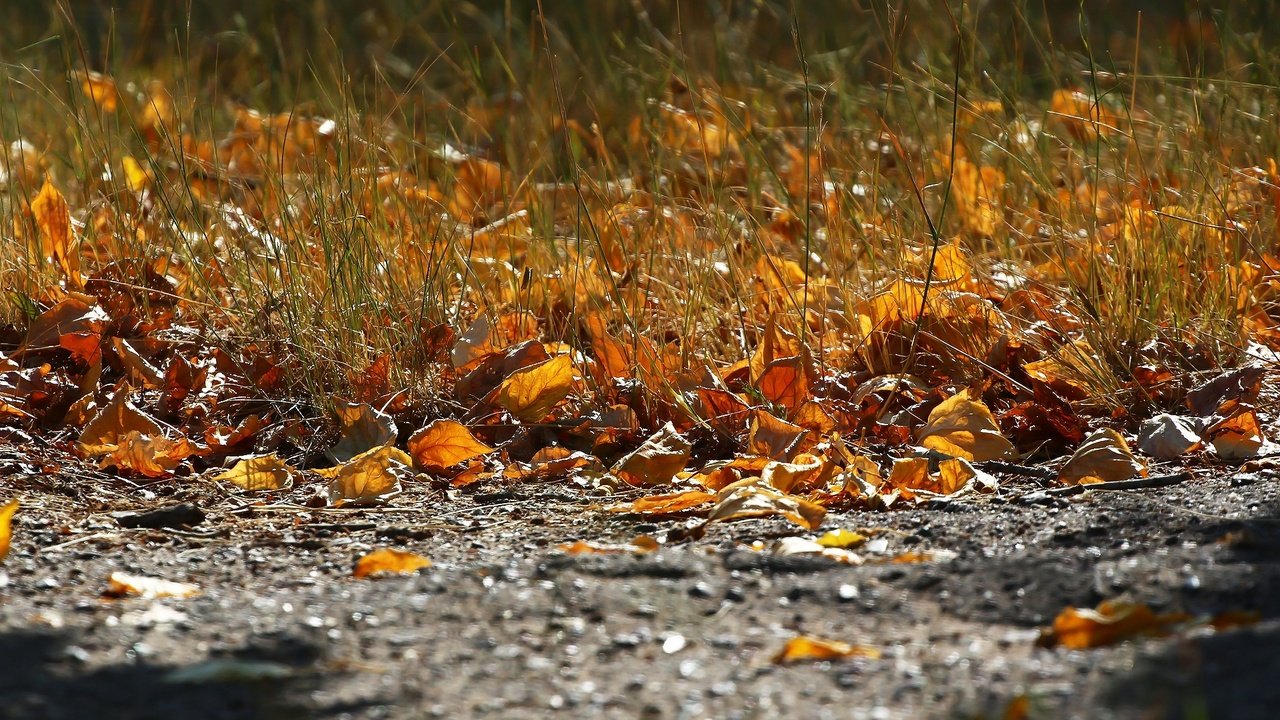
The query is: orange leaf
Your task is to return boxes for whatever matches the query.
[328,402,398,463]
[626,489,717,516]
[214,454,294,492]
[757,356,811,414]
[353,548,432,578]
[31,179,82,287]
[0,499,18,563]
[78,71,119,112]
[1205,410,1264,460]
[772,635,881,664]
[325,446,413,505]
[612,422,692,486]
[496,354,576,422]
[1037,601,1188,649]
[747,409,807,460]
[1059,428,1146,485]
[916,389,1014,461]
[708,479,826,530]
[407,419,493,472]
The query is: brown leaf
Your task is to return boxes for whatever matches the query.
[214,454,294,492]
[772,636,881,664]
[79,389,163,454]
[31,179,82,287]
[916,389,1014,461]
[0,499,17,563]
[1136,414,1202,459]
[747,409,807,460]
[353,548,432,578]
[1187,365,1265,417]
[325,446,413,505]
[1059,428,1147,485]
[105,571,200,599]
[625,489,717,516]
[407,419,493,473]
[496,354,576,422]
[1205,410,1265,460]
[757,355,811,415]
[612,422,692,486]
[328,403,398,463]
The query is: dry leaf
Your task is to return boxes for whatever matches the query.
[1205,410,1265,460]
[328,402,398,463]
[612,422,692,486]
[916,389,1014,461]
[105,571,201,599]
[760,453,831,494]
[772,635,881,664]
[747,409,807,460]
[31,179,81,286]
[624,489,717,516]
[326,445,413,505]
[772,536,863,565]
[0,499,17,563]
[708,479,826,530]
[407,419,492,472]
[353,548,432,578]
[215,454,293,492]
[1059,428,1147,485]
[1036,601,1188,649]
[816,528,867,549]
[78,71,119,112]
[1136,414,1202,459]
[496,354,575,422]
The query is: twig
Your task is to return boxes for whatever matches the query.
[1033,472,1193,499]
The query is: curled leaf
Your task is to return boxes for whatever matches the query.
[708,479,826,530]
[105,571,201,599]
[325,446,413,505]
[1036,601,1189,649]
[1205,410,1265,460]
[328,402,397,463]
[1059,428,1147,485]
[622,489,717,516]
[611,422,692,486]
[772,635,881,664]
[1136,414,1202,460]
[353,548,432,578]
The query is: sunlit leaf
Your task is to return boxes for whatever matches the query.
[759,453,831,494]
[31,179,82,287]
[816,528,867,549]
[1059,428,1147,485]
[772,635,881,664]
[77,71,118,112]
[708,479,826,530]
[916,389,1014,461]
[496,354,576,422]
[1136,414,1202,459]
[0,499,17,563]
[623,489,717,516]
[121,156,151,192]
[214,454,294,492]
[407,419,493,472]
[353,548,432,578]
[747,408,807,460]
[105,571,201,599]
[772,536,863,565]
[326,445,413,505]
[612,422,692,486]
[1036,601,1188,649]
[1206,410,1265,460]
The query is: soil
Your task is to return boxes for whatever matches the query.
[3,440,1280,720]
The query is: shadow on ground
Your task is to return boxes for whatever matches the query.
[0,630,348,720]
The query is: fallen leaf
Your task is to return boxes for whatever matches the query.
[1036,600,1189,649]
[496,354,576,422]
[328,402,398,463]
[0,499,17,563]
[1059,428,1147,485]
[772,635,881,664]
[612,422,692,486]
[407,419,493,472]
[916,389,1014,461]
[557,537,658,555]
[105,571,201,599]
[1205,410,1265,460]
[816,528,867,549]
[747,408,807,460]
[214,454,294,491]
[353,548,432,578]
[1136,414,1202,459]
[759,453,832,494]
[1187,364,1265,417]
[772,536,863,565]
[326,445,413,505]
[624,489,717,515]
[708,479,826,530]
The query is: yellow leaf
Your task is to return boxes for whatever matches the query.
[1037,601,1188,649]
[0,499,18,563]
[1059,428,1147,485]
[816,528,867,549]
[105,571,200,599]
[759,453,831,494]
[31,179,82,287]
[79,389,163,454]
[78,71,118,112]
[772,635,881,664]
[611,422,692,486]
[214,454,294,491]
[407,419,493,472]
[496,354,576,422]
[916,389,1014,461]
[326,446,413,506]
[121,156,151,192]
[353,548,432,578]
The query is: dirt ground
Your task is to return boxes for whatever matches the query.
[2,440,1280,720]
